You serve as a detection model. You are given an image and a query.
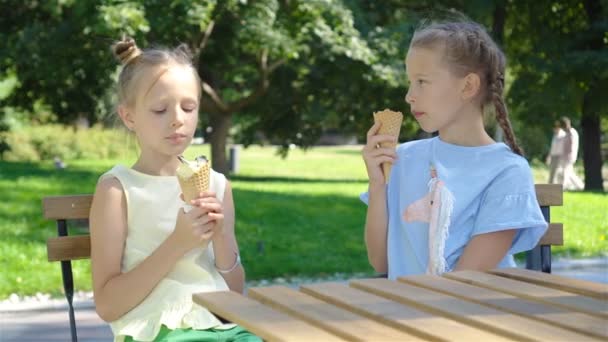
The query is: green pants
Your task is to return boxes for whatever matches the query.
[125,325,262,342]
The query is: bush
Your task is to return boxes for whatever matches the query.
[1,124,129,161]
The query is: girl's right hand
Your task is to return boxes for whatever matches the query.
[362,121,397,186]
[171,206,216,253]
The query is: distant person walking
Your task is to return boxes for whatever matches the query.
[559,117,584,190]
[546,121,565,184]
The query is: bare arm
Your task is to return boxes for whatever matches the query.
[209,181,245,293]
[362,122,397,273]
[90,178,214,322]
[453,229,517,271]
[365,183,389,273]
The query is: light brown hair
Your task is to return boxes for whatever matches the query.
[410,21,524,155]
[112,37,201,108]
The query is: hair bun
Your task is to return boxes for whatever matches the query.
[113,36,142,66]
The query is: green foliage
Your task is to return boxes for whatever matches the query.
[1,125,130,161]
[0,1,125,124]
[1,0,418,151]
[513,121,551,160]
[505,0,608,137]
[0,145,605,298]
[0,72,18,100]
[98,1,149,36]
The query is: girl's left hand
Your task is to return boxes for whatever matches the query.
[190,191,224,237]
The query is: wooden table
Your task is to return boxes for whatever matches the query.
[194,268,607,341]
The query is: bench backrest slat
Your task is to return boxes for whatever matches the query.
[47,235,91,262]
[539,223,563,246]
[535,184,563,206]
[43,195,93,220]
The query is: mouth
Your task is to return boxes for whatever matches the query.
[166,133,188,143]
[412,111,426,118]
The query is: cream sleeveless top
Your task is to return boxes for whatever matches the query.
[99,165,234,342]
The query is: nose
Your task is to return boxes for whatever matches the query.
[405,87,415,104]
[171,108,185,128]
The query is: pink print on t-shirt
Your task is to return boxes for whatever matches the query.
[403,164,454,275]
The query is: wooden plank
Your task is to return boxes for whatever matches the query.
[193,291,345,342]
[490,268,607,300]
[399,274,607,339]
[535,184,563,206]
[538,223,563,246]
[445,271,608,319]
[248,286,420,341]
[43,195,93,220]
[301,282,513,342]
[350,278,597,341]
[46,235,91,261]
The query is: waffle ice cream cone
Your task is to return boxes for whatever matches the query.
[373,109,403,183]
[176,156,210,203]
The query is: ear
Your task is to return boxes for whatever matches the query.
[117,105,135,131]
[460,73,481,101]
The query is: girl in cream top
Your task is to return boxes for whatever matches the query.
[89,37,258,342]
[100,165,233,341]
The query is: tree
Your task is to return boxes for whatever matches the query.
[0,1,127,125]
[143,0,410,173]
[506,0,607,190]
[2,0,413,174]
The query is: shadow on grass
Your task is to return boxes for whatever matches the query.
[0,161,102,242]
[230,174,367,184]
[230,186,372,280]
[0,161,102,188]
[564,189,607,195]
[513,248,588,264]
[331,149,362,156]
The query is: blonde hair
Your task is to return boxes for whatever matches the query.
[111,36,201,107]
[410,21,523,156]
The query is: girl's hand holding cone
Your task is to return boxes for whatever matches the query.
[362,121,398,187]
[372,109,402,183]
[172,203,220,253]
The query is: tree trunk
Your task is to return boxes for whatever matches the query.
[580,0,604,191]
[208,111,232,176]
[581,92,604,191]
[492,1,506,46]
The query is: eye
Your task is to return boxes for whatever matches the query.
[152,108,166,114]
[182,106,196,113]
[417,79,426,85]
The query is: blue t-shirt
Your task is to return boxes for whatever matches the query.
[361,137,548,279]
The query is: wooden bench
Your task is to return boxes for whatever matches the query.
[42,184,563,342]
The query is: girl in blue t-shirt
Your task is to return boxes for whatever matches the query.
[362,21,548,279]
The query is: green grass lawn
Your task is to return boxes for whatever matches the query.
[1,145,606,299]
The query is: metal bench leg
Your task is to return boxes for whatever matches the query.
[58,219,78,342]
[61,260,78,342]
[540,245,552,273]
[526,206,552,273]
[526,246,542,271]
